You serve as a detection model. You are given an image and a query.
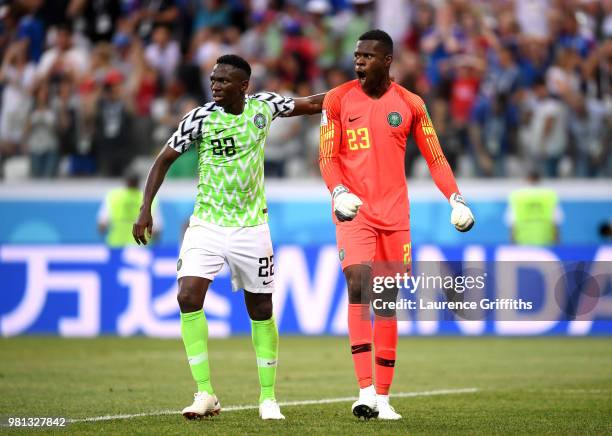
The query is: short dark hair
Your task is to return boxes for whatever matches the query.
[358,29,393,54]
[533,75,547,88]
[124,169,140,188]
[152,22,172,33]
[56,21,74,34]
[216,54,251,78]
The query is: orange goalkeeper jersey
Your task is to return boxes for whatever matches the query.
[319,80,459,230]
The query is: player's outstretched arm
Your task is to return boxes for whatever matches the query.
[132,146,180,245]
[289,92,326,116]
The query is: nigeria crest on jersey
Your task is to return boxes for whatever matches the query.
[387,111,402,127]
[254,113,266,129]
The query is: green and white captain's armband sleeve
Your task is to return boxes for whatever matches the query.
[166,103,216,153]
[251,92,295,119]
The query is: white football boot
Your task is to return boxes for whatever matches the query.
[351,385,378,420]
[374,395,402,420]
[182,392,221,419]
[259,399,285,420]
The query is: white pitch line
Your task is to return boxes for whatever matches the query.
[68,387,478,423]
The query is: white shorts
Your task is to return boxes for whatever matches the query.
[177,215,275,293]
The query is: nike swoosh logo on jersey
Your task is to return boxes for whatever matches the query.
[348,116,362,122]
[214,128,228,134]
[263,280,273,286]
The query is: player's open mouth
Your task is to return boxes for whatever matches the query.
[356,70,367,84]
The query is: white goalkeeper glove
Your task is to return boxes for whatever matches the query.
[332,185,363,222]
[450,193,475,232]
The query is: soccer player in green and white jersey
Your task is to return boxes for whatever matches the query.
[132,55,324,420]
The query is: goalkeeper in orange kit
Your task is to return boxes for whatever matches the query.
[319,29,475,420]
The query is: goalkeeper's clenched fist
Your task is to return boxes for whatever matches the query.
[332,185,363,222]
[450,193,475,232]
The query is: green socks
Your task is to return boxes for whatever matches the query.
[181,310,278,402]
[251,317,279,403]
[180,309,213,394]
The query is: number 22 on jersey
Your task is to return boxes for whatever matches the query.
[346,128,370,150]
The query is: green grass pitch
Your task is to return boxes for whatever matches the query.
[1,337,611,435]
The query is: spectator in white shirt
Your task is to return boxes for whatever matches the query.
[0,41,36,157]
[144,24,180,87]
[36,22,89,83]
[519,77,569,177]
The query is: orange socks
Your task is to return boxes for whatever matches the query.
[349,305,398,394]
[348,304,373,388]
[373,315,398,395]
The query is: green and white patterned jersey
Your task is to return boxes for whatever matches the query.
[166,92,295,227]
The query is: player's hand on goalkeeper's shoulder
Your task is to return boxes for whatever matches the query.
[132,206,154,245]
[449,193,475,232]
[332,185,363,222]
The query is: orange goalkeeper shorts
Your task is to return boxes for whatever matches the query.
[335,218,411,271]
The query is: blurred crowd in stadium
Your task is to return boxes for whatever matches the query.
[0,0,610,180]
